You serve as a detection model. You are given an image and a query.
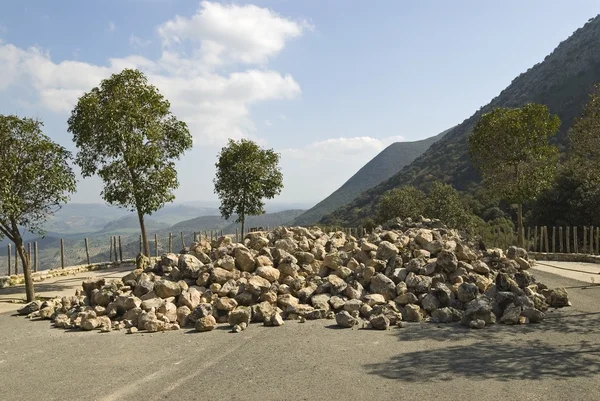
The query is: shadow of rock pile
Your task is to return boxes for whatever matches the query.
[17,217,570,333]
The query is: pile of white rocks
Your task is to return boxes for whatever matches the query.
[17,217,570,333]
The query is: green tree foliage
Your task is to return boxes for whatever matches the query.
[531,85,600,227]
[214,139,283,236]
[423,182,477,231]
[469,103,560,246]
[0,116,76,301]
[375,186,426,223]
[68,69,192,256]
[568,83,600,186]
[374,182,478,231]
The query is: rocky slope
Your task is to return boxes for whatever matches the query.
[323,15,600,226]
[293,130,450,226]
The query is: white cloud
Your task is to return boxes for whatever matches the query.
[0,25,7,34]
[282,135,405,161]
[265,119,273,126]
[106,21,116,34]
[0,1,308,146]
[157,1,310,67]
[278,135,406,203]
[129,34,152,48]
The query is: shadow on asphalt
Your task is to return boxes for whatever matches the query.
[387,308,600,343]
[0,282,74,297]
[364,338,600,382]
[364,289,600,382]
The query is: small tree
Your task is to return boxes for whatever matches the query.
[68,69,192,256]
[375,186,426,223]
[469,103,560,246]
[0,115,76,302]
[423,181,476,230]
[214,139,283,235]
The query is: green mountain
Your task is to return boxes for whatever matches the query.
[323,15,600,226]
[293,130,451,226]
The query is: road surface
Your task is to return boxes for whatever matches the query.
[0,266,598,401]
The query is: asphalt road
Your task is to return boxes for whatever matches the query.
[0,270,599,401]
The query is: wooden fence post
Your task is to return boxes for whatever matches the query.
[544,226,549,253]
[596,227,600,256]
[118,236,123,262]
[559,227,563,253]
[109,237,114,262]
[526,227,531,251]
[84,238,90,265]
[566,226,570,253]
[7,244,11,276]
[14,244,18,274]
[168,233,172,253]
[155,233,159,257]
[584,226,588,254]
[60,238,65,269]
[533,226,538,252]
[15,246,19,274]
[236,227,239,243]
[573,226,578,254]
[551,227,556,253]
[113,236,118,262]
[180,232,185,249]
[34,242,38,272]
[590,226,594,254]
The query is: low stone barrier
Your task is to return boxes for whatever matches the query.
[529,252,600,264]
[0,259,150,289]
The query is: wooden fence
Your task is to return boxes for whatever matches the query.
[0,226,276,276]
[474,225,600,255]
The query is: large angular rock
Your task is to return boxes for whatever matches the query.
[457,282,479,303]
[114,295,142,313]
[336,311,358,328]
[255,266,280,282]
[252,301,276,322]
[235,248,256,272]
[370,273,396,300]
[311,294,331,311]
[17,301,41,316]
[228,306,251,327]
[195,315,217,332]
[178,254,203,278]
[154,280,182,298]
[157,302,177,323]
[376,241,399,261]
[402,304,422,322]
[246,275,271,296]
[542,287,570,307]
[369,314,390,330]
[211,267,240,285]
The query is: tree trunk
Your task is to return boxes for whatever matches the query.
[136,209,150,257]
[241,214,245,240]
[14,234,34,302]
[517,203,524,248]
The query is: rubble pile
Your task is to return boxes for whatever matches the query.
[18,217,570,333]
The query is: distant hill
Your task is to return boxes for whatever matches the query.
[100,215,170,234]
[293,131,450,226]
[170,209,305,233]
[323,15,600,226]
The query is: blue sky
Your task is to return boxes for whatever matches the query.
[0,0,598,206]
